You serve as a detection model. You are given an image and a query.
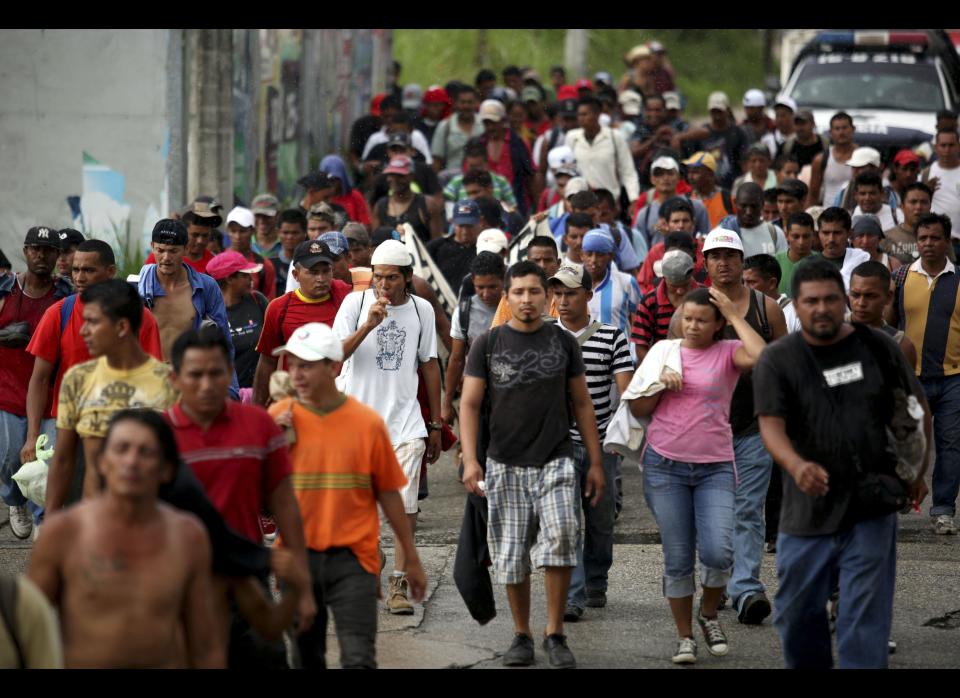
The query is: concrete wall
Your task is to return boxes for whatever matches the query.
[0,29,172,269]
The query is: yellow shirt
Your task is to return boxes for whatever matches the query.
[57,356,178,438]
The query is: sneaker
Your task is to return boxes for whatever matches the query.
[697,602,729,656]
[563,604,584,622]
[933,515,957,535]
[502,633,535,666]
[259,515,278,545]
[737,591,772,625]
[386,574,414,615]
[672,636,697,665]
[765,540,776,554]
[542,633,576,669]
[889,639,897,654]
[8,505,32,540]
[586,589,607,608]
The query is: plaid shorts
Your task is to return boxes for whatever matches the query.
[486,456,580,585]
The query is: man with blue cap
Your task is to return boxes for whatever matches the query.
[580,228,642,347]
[426,199,481,288]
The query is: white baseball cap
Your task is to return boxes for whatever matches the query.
[651,156,680,172]
[476,229,509,255]
[848,147,882,168]
[478,99,506,123]
[618,89,642,116]
[226,206,255,228]
[371,239,412,267]
[743,89,766,108]
[702,227,745,254]
[547,145,578,176]
[564,176,590,198]
[707,91,730,111]
[271,322,344,362]
[774,95,797,113]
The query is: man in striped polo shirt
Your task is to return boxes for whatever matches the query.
[581,228,643,357]
[892,212,960,535]
[631,249,700,363]
[550,263,634,621]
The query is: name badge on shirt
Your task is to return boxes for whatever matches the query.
[822,361,864,387]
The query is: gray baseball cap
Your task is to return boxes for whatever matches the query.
[654,249,695,284]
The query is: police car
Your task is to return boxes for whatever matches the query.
[780,30,960,160]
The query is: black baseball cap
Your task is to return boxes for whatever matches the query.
[387,131,411,148]
[293,239,334,268]
[24,226,61,249]
[58,228,85,250]
[775,178,809,201]
[152,219,189,246]
[558,98,578,117]
[297,171,335,191]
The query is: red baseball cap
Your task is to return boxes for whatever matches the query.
[893,149,921,167]
[206,251,262,281]
[423,87,449,104]
[557,85,579,101]
[574,78,594,91]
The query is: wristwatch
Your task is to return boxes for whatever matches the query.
[427,421,443,432]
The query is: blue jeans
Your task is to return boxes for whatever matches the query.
[567,443,618,610]
[774,514,897,669]
[727,432,773,612]
[641,446,735,598]
[0,411,56,522]
[920,373,960,517]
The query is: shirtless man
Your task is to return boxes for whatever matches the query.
[29,409,224,668]
[137,219,239,397]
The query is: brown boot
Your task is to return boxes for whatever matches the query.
[386,574,414,615]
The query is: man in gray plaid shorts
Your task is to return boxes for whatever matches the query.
[460,260,605,669]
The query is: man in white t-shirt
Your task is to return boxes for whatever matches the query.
[333,240,441,615]
[928,129,960,247]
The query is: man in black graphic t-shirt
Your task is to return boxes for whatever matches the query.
[459,261,604,670]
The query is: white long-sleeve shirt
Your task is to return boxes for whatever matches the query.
[565,126,640,202]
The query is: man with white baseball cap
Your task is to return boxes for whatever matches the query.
[227,206,277,302]
[766,96,798,156]
[670,226,787,627]
[333,239,441,615]
[633,156,711,246]
[267,321,427,668]
[740,89,775,151]
[832,146,900,213]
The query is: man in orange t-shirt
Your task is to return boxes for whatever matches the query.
[267,322,426,669]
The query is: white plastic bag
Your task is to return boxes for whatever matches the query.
[12,434,53,508]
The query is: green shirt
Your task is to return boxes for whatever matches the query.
[777,251,819,297]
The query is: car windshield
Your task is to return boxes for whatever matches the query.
[790,55,945,112]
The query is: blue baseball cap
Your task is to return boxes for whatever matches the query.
[452,199,481,226]
[319,231,349,258]
[582,228,617,254]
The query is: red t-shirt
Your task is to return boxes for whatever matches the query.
[332,190,372,226]
[255,281,352,362]
[0,281,57,417]
[164,401,291,543]
[26,296,164,417]
[145,249,215,275]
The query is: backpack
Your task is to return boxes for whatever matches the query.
[0,575,22,669]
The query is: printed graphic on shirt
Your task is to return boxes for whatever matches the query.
[489,331,566,388]
[376,320,407,371]
[823,361,864,387]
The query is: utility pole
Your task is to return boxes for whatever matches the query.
[565,29,588,79]
[475,29,489,69]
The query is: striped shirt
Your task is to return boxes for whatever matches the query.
[558,318,634,441]
[443,172,517,207]
[631,279,701,347]
[588,266,643,342]
[894,258,960,378]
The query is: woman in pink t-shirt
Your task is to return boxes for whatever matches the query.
[628,286,766,665]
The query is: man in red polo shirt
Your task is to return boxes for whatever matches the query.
[165,326,314,668]
[252,239,351,406]
[144,198,220,274]
[22,240,163,469]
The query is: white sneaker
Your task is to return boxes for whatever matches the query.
[8,505,33,539]
[697,603,729,656]
[672,636,697,664]
[933,515,957,535]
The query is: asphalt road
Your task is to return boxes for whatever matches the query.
[2,448,959,669]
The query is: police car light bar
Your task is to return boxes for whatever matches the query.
[816,30,928,51]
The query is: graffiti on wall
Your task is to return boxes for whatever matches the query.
[260,29,302,205]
